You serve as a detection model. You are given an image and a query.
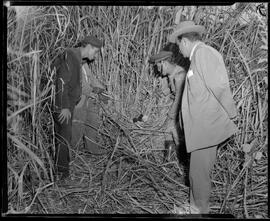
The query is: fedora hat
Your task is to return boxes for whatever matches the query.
[169,21,205,43]
[149,51,173,63]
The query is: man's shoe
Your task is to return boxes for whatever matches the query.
[57,176,78,187]
[55,172,72,187]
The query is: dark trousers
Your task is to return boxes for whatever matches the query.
[53,107,74,176]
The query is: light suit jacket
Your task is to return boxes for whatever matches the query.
[181,42,238,152]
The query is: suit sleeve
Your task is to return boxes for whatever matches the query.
[55,51,72,110]
[196,47,237,119]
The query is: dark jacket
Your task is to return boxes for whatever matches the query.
[52,48,82,111]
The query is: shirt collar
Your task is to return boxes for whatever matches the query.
[189,42,201,61]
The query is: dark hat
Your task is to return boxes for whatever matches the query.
[149,51,173,63]
[81,35,104,48]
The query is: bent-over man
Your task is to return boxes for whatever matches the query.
[51,35,104,183]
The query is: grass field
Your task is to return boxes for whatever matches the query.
[6,4,268,218]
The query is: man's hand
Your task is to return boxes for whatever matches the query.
[168,109,177,121]
[167,120,180,146]
[58,108,71,124]
[230,115,239,125]
[171,124,180,146]
[92,86,105,94]
[98,93,109,104]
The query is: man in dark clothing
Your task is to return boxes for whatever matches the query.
[149,42,190,185]
[51,35,104,182]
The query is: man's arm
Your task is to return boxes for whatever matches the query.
[55,51,72,110]
[54,51,73,124]
[168,71,186,120]
[196,48,237,119]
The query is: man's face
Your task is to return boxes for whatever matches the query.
[86,45,100,61]
[177,37,188,58]
[156,60,173,76]
[156,60,166,76]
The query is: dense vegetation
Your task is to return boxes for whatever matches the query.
[6,4,268,217]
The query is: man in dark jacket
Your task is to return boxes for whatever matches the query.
[52,35,104,182]
[149,42,190,185]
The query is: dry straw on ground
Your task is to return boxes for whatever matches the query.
[6,4,268,218]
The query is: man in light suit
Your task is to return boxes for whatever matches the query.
[169,21,238,214]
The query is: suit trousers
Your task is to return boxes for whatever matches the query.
[189,145,217,214]
[53,107,74,176]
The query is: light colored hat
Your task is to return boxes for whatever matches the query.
[169,21,205,43]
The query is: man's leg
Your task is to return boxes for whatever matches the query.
[84,99,103,152]
[54,112,73,179]
[72,104,87,147]
[189,145,217,214]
